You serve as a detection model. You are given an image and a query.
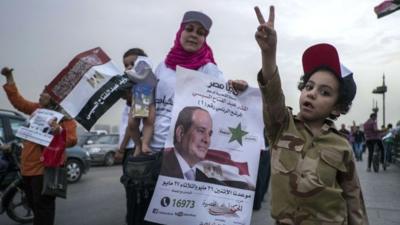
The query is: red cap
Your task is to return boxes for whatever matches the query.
[302,43,341,77]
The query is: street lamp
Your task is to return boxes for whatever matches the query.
[372,74,387,126]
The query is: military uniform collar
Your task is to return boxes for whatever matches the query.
[293,114,338,136]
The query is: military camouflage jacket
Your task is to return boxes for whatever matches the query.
[258,69,369,225]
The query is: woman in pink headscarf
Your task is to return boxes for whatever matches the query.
[150,11,248,152]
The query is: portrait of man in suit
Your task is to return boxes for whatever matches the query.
[161,106,254,190]
[160,106,223,185]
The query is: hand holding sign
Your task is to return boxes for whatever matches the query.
[48,117,62,135]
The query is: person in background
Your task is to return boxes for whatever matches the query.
[339,123,350,140]
[254,5,368,224]
[1,67,77,225]
[0,144,10,172]
[382,123,394,165]
[352,125,365,161]
[363,113,384,172]
[253,128,271,211]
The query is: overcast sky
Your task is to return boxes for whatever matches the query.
[1,0,399,130]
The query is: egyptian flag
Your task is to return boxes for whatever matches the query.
[374,0,400,18]
[46,47,130,130]
[200,149,255,189]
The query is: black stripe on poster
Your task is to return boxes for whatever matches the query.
[75,74,131,130]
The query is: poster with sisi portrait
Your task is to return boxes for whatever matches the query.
[146,67,265,225]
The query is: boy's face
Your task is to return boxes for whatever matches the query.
[123,55,138,70]
[298,70,340,123]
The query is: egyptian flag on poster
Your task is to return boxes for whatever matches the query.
[202,149,254,188]
[374,0,400,18]
[46,47,130,130]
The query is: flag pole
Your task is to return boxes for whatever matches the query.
[382,73,386,126]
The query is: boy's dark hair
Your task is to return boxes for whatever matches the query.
[370,113,377,119]
[123,48,147,58]
[122,48,147,89]
[297,66,352,120]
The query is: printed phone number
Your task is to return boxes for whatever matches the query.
[172,199,195,208]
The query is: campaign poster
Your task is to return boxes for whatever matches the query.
[146,67,265,225]
[16,108,64,147]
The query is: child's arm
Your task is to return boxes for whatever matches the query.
[337,157,369,225]
[254,6,277,82]
[254,6,287,142]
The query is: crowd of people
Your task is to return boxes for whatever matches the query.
[339,115,400,171]
[3,4,400,225]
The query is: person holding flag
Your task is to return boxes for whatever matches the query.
[1,67,77,225]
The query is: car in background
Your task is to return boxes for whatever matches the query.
[0,109,90,183]
[77,133,99,147]
[83,134,120,166]
[65,145,91,183]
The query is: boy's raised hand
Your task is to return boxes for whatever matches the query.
[254,6,277,56]
[1,67,13,77]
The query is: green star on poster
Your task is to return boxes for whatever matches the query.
[228,123,248,145]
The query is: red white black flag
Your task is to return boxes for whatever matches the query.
[46,47,130,130]
[374,0,400,18]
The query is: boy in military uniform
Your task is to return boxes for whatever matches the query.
[254,6,369,225]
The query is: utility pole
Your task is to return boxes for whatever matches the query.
[372,99,379,114]
[383,74,386,126]
[372,74,387,126]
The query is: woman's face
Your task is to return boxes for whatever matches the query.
[179,22,207,53]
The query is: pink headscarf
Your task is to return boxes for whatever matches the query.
[165,24,216,71]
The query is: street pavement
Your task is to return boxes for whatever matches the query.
[251,157,400,225]
[1,155,399,225]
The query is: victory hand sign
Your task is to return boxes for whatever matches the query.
[254,6,277,78]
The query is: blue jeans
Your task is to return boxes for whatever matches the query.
[353,142,363,161]
[383,142,393,163]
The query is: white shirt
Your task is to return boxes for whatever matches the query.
[174,148,197,180]
[150,62,224,149]
[119,105,135,149]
